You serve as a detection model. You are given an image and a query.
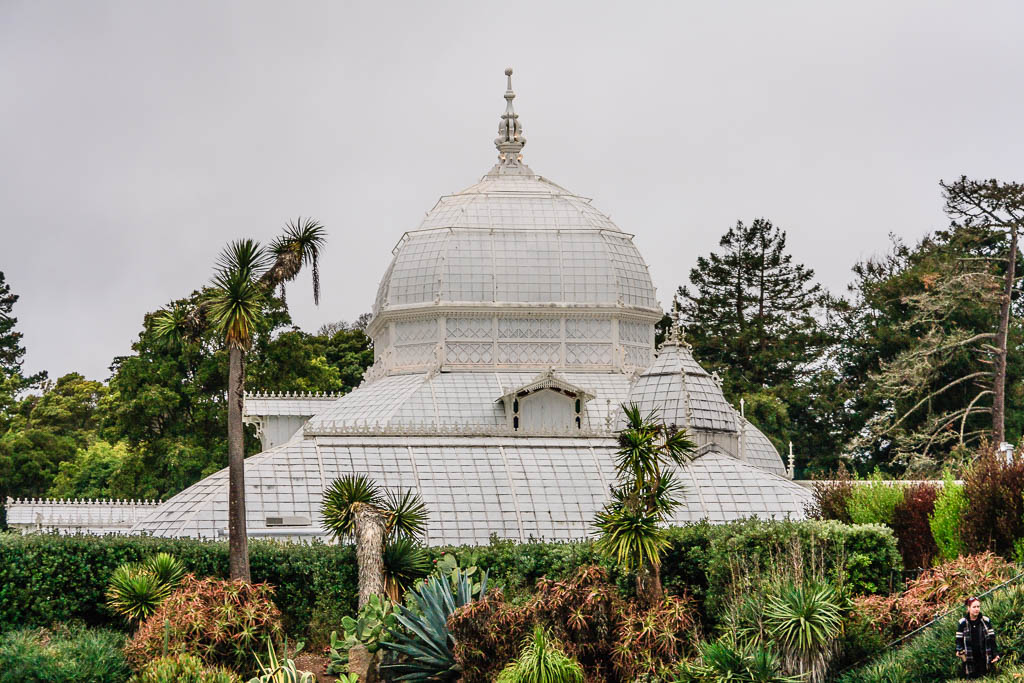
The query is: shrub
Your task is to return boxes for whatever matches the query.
[847,472,905,526]
[838,584,1024,682]
[930,472,967,562]
[0,520,899,639]
[853,552,1017,637]
[612,594,699,679]
[804,466,855,524]
[496,626,584,683]
[0,533,356,641]
[450,565,698,682]
[0,624,130,683]
[891,483,939,569]
[450,566,622,682]
[124,575,283,675]
[674,637,800,682]
[326,593,396,674]
[127,653,241,683]
[962,450,1024,556]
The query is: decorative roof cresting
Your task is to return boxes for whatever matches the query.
[495,68,526,168]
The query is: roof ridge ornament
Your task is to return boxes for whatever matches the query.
[494,68,526,167]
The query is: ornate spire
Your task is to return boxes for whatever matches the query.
[494,68,526,166]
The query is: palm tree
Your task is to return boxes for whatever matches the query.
[155,218,326,581]
[594,403,695,606]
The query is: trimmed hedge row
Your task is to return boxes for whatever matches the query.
[0,519,900,638]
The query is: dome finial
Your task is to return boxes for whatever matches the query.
[494,67,526,166]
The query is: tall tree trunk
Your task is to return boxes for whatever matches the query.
[227,346,250,582]
[993,226,1018,447]
[354,504,387,609]
[636,560,663,607]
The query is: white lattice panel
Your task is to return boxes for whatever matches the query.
[497,342,561,365]
[619,321,651,345]
[394,319,438,345]
[565,318,611,340]
[445,342,494,364]
[446,317,493,340]
[497,317,560,339]
[394,343,436,366]
[624,345,651,368]
[566,343,614,365]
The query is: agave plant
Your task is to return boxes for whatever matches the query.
[247,639,315,683]
[106,564,172,623]
[383,537,432,601]
[763,580,845,682]
[496,626,584,683]
[381,568,488,681]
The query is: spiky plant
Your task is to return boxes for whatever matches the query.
[383,537,432,602]
[763,580,845,682]
[678,638,802,683]
[153,222,326,582]
[594,403,694,605]
[321,474,384,539]
[381,568,488,681]
[496,626,584,683]
[145,553,186,589]
[384,488,429,539]
[106,564,172,623]
[321,474,431,604]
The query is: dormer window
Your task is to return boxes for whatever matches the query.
[498,370,594,433]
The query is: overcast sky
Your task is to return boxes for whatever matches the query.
[2,1,1022,382]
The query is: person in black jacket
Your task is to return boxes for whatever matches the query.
[956,597,999,678]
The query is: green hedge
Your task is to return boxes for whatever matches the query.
[0,519,900,638]
[0,534,357,638]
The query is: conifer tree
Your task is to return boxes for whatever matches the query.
[0,271,45,429]
[676,218,828,397]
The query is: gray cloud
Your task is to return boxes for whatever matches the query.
[2,0,1022,381]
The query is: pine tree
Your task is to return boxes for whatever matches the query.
[676,218,828,397]
[0,271,45,429]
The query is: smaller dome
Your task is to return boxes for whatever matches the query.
[622,341,788,477]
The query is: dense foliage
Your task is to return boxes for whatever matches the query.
[0,624,130,683]
[124,576,284,675]
[0,520,898,643]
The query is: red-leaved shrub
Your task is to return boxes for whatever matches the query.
[853,552,1015,636]
[804,466,854,523]
[448,565,698,682]
[890,483,939,569]
[962,450,1024,556]
[124,575,283,675]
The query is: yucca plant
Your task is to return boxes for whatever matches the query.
[322,474,431,606]
[676,638,801,683]
[763,580,845,682]
[383,537,432,601]
[107,564,173,623]
[496,626,584,683]
[381,568,488,681]
[594,403,694,606]
[146,553,186,588]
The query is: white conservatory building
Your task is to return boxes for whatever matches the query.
[10,71,812,543]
